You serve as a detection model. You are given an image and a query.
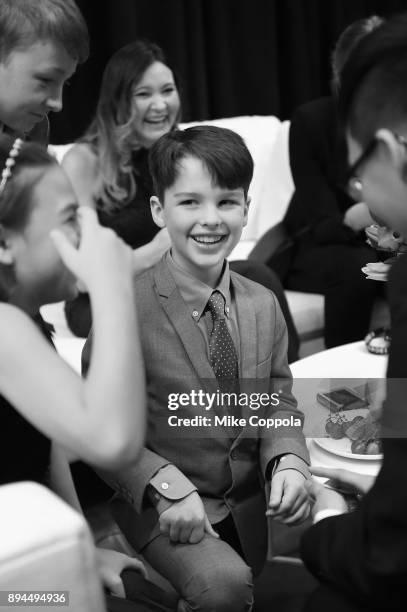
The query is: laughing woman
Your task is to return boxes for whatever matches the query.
[62,39,299,361]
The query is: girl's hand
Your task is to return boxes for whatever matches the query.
[151,227,171,252]
[96,548,148,598]
[51,207,134,294]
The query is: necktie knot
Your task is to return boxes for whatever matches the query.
[207,291,225,321]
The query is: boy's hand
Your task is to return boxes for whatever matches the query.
[305,479,348,520]
[266,469,310,524]
[96,548,148,598]
[159,491,219,544]
[310,466,375,496]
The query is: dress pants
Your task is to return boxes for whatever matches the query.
[105,568,178,611]
[141,514,254,612]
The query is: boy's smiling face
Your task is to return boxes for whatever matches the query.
[151,155,250,286]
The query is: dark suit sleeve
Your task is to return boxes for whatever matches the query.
[289,102,356,244]
[301,256,407,610]
[301,437,407,610]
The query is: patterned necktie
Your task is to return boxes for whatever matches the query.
[207,291,241,436]
[207,291,238,381]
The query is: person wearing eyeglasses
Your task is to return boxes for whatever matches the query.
[301,12,407,611]
[282,16,384,349]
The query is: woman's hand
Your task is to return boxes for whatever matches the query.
[96,548,148,598]
[343,202,374,232]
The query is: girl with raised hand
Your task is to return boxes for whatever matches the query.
[0,135,176,611]
[0,135,146,479]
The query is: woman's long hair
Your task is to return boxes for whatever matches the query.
[83,40,180,214]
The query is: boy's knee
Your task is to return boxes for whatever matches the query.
[179,560,253,612]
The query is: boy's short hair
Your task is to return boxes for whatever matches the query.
[0,0,89,64]
[149,125,254,201]
[339,12,407,146]
[331,15,384,91]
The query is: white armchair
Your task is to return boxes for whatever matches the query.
[0,482,106,612]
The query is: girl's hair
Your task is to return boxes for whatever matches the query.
[0,136,58,300]
[0,137,57,232]
[82,39,180,214]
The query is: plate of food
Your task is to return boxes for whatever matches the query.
[314,409,382,460]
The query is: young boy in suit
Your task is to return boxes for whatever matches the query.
[0,0,89,144]
[94,125,310,612]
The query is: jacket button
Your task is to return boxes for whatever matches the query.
[230,450,237,460]
[161,482,169,490]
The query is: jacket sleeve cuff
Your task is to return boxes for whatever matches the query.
[149,464,197,511]
[313,508,344,524]
[268,453,310,480]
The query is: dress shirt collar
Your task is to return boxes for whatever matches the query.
[165,250,232,322]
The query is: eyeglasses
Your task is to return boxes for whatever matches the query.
[347,132,407,193]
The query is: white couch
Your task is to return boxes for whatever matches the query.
[0,482,106,612]
[46,115,389,357]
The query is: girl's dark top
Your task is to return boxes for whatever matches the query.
[97,149,159,249]
[0,314,53,486]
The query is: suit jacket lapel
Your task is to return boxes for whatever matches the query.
[231,273,259,445]
[233,274,257,379]
[153,258,215,383]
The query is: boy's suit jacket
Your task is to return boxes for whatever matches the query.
[83,256,309,575]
